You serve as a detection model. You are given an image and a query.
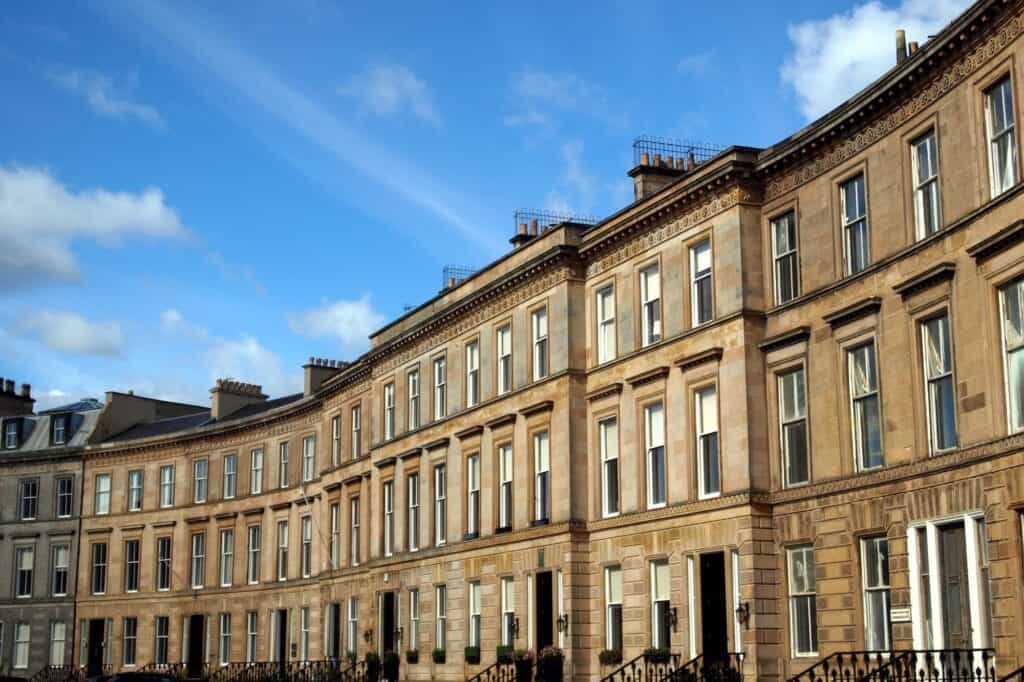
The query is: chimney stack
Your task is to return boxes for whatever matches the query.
[896,29,908,64]
[303,357,346,397]
[510,222,533,249]
[0,377,35,417]
[908,41,919,55]
[209,379,267,420]
[529,218,539,236]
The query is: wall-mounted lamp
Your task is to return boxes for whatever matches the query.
[735,602,750,627]
[556,613,569,635]
[395,626,403,644]
[512,617,520,639]
[363,629,373,644]
[668,607,678,632]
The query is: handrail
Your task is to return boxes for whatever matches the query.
[602,651,681,682]
[789,649,997,682]
[29,665,84,682]
[662,652,744,682]
[466,659,516,682]
[1000,664,1024,682]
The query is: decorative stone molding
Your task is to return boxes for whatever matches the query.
[674,347,724,372]
[214,512,237,521]
[269,502,291,511]
[242,508,263,517]
[758,326,811,353]
[585,382,623,402]
[486,414,517,430]
[823,296,882,328]
[374,456,397,469]
[186,515,210,524]
[626,366,670,387]
[967,219,1024,262]
[892,262,956,298]
[422,437,450,451]
[454,425,484,440]
[519,400,554,418]
[398,448,421,461]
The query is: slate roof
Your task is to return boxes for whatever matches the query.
[39,398,104,415]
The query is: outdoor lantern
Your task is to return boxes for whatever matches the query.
[556,613,569,634]
[668,607,678,632]
[735,602,750,626]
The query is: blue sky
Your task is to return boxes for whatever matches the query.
[0,0,969,410]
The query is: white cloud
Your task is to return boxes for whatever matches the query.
[340,64,440,126]
[47,67,167,130]
[16,310,123,356]
[205,334,296,398]
[503,107,550,129]
[561,140,595,199]
[505,70,622,131]
[288,296,385,354]
[677,50,715,78]
[781,0,970,120]
[160,308,209,341]
[0,166,187,290]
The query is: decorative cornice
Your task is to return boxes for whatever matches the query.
[242,508,263,517]
[585,382,623,403]
[374,456,397,469]
[758,326,811,353]
[519,400,554,418]
[269,502,291,511]
[186,515,209,525]
[151,520,176,528]
[892,262,956,298]
[46,529,75,537]
[674,347,723,372]
[119,524,145,532]
[966,219,1024,262]
[422,437,450,451]
[626,366,670,387]
[454,425,484,440]
[214,512,237,521]
[343,475,363,486]
[823,296,882,328]
[398,448,421,461]
[485,414,517,430]
[323,482,342,493]
[87,527,113,535]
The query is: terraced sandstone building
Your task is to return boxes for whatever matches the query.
[69,0,1024,679]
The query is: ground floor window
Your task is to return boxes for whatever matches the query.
[788,545,817,657]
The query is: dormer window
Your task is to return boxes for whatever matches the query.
[4,419,20,449]
[52,415,68,445]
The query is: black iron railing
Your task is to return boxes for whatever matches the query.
[466,660,517,682]
[602,652,681,682]
[790,649,997,682]
[209,660,368,682]
[663,653,744,682]
[139,662,210,679]
[29,665,86,682]
[1000,664,1024,681]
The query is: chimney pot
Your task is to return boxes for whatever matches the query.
[640,152,650,166]
[21,383,30,398]
[687,151,696,170]
[518,223,527,235]
[665,155,674,168]
[675,156,685,170]
[909,41,919,54]
[896,29,907,64]
[4,380,13,394]
[653,153,662,166]
[529,219,538,236]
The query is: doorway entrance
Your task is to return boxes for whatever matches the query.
[330,602,342,659]
[276,609,288,663]
[186,615,205,678]
[700,552,728,659]
[535,571,554,650]
[381,592,397,653]
[940,523,971,648]
[86,619,105,677]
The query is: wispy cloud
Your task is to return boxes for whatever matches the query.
[205,334,295,397]
[0,165,187,291]
[47,67,167,130]
[288,295,384,355]
[103,0,503,255]
[781,0,970,120]
[504,69,624,131]
[677,50,715,78]
[15,310,123,356]
[340,64,440,126]
[160,308,209,342]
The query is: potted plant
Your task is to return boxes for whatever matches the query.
[496,645,514,664]
[405,649,419,665]
[514,649,535,682]
[432,648,446,664]
[464,646,481,665]
[599,649,623,667]
[537,646,564,682]
[644,648,671,664]
[365,652,381,682]
[382,651,400,681]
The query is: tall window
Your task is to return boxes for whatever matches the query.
[468,581,481,648]
[278,442,289,488]
[157,537,172,591]
[90,543,106,595]
[347,597,359,656]
[223,454,237,499]
[789,545,818,656]
[986,76,1018,197]
[862,536,891,651]
[127,470,143,511]
[18,479,38,520]
[691,240,713,325]
[350,497,361,565]
[247,525,261,584]
[433,355,447,419]
[53,415,67,444]
[435,585,447,650]
[466,455,480,537]
[94,473,111,514]
[466,341,480,407]
[779,368,809,487]
[330,503,341,567]
[155,617,170,664]
[534,431,550,522]
[696,387,720,498]
[1001,278,1024,432]
[382,482,394,556]
[124,539,140,592]
[299,607,310,662]
[644,403,666,509]
[219,613,232,666]
[191,533,205,589]
[407,474,420,551]
[4,419,19,449]
[351,405,362,459]
[50,622,67,666]
[193,459,208,503]
[597,286,616,363]
[384,382,395,440]
[160,465,174,507]
[51,544,69,596]
[640,265,661,346]
[849,342,883,470]
[56,477,73,518]
[605,566,623,651]
[122,618,137,666]
[16,546,34,597]
[246,611,258,663]
[220,529,234,587]
[912,130,941,238]
[498,444,513,530]
[922,314,957,452]
[841,174,869,275]
[600,417,619,517]
[651,560,670,648]
[302,436,316,482]
[772,211,800,304]
[532,307,549,380]
[408,370,420,430]
[276,520,288,581]
[409,589,420,652]
[13,623,29,669]
[434,465,447,546]
[251,448,264,494]
[501,577,515,647]
[331,415,341,466]
[497,325,512,395]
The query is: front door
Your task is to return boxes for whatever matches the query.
[276,609,288,664]
[86,619,105,677]
[940,523,972,648]
[187,615,205,678]
[700,552,728,660]
[330,602,342,659]
[535,571,554,650]
[381,592,396,653]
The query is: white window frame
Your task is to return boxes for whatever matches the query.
[278,442,289,488]
[788,545,818,657]
[155,616,170,664]
[16,546,34,598]
[247,525,261,584]
[123,617,137,666]
[383,481,394,556]
[640,264,661,346]
[690,239,713,326]
[696,386,720,499]
[51,544,69,597]
[56,477,73,518]
[497,325,512,395]
[650,560,670,649]
[533,431,550,522]
[13,623,29,669]
[219,613,232,666]
[911,129,941,239]
[434,465,447,546]
[127,469,143,511]
[466,341,480,407]
[251,448,264,494]
[159,465,174,508]
[532,307,549,381]
[861,536,891,651]
[468,581,481,648]
[600,417,619,517]
[223,454,237,499]
[408,370,420,430]
[433,355,447,420]
[849,341,883,470]
[220,529,234,587]
[124,539,140,592]
[779,367,809,487]
[190,533,205,589]
[922,313,958,454]
[771,211,800,304]
[193,459,208,503]
[299,607,310,662]
[1002,279,1024,433]
[330,503,341,568]
[276,520,288,581]
[986,75,1018,197]
[351,405,362,459]
[384,382,395,440]
[435,585,447,650]
[350,497,361,565]
[498,444,513,529]
[331,415,341,466]
[346,597,359,656]
[302,436,316,482]
[605,566,623,651]
[157,536,172,591]
[94,473,111,515]
[407,474,419,552]
[596,286,616,363]
[501,576,515,647]
[246,611,258,664]
[644,403,666,509]
[409,588,420,652]
[19,479,38,520]
[50,621,67,666]
[466,454,480,536]
[90,543,106,596]
[840,174,869,276]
